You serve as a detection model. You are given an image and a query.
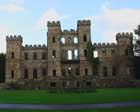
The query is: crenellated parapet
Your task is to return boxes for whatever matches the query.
[62,29,77,35]
[93,42,116,48]
[6,35,23,42]
[77,20,91,26]
[23,44,47,49]
[116,32,133,40]
[47,21,60,26]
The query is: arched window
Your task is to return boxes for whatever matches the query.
[61,37,65,44]
[24,69,28,79]
[83,34,87,42]
[73,37,78,43]
[68,50,72,60]
[11,70,14,78]
[52,36,55,43]
[74,49,78,59]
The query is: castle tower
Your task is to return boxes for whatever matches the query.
[6,35,23,83]
[116,32,133,79]
[77,20,93,76]
[47,21,62,77]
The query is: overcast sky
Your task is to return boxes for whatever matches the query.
[0,0,140,53]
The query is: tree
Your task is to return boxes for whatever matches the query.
[87,42,100,76]
[0,53,5,82]
[134,25,140,56]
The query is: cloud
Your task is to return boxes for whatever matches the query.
[36,8,70,30]
[10,0,25,5]
[0,3,25,13]
[87,5,140,42]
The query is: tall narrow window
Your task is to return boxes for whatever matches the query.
[11,70,14,78]
[61,37,65,44]
[52,36,55,43]
[33,52,37,60]
[103,66,108,77]
[125,49,128,56]
[24,69,28,79]
[75,68,79,76]
[68,50,72,60]
[53,70,56,77]
[42,68,47,78]
[74,49,78,59]
[62,69,66,76]
[33,68,37,79]
[83,34,87,42]
[42,52,46,60]
[24,52,28,60]
[73,37,78,43]
[11,52,14,59]
[112,66,116,76]
[85,68,88,76]
[94,51,98,58]
[84,49,87,57]
[52,50,56,59]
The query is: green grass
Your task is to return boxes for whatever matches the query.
[0,88,140,104]
[0,107,140,112]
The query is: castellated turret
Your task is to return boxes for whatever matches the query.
[6,35,23,83]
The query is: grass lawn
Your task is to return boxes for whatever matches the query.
[0,88,140,104]
[0,107,140,112]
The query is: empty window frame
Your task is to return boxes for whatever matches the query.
[33,68,37,79]
[103,66,108,77]
[53,69,56,77]
[85,68,88,76]
[84,49,87,57]
[11,52,14,59]
[33,52,37,60]
[24,69,28,79]
[73,37,78,43]
[61,37,65,44]
[83,34,87,42]
[42,68,47,78]
[112,66,116,76]
[42,52,46,60]
[52,50,56,59]
[11,70,14,78]
[24,52,28,60]
[68,50,72,60]
[93,51,98,58]
[74,49,78,59]
[52,36,55,43]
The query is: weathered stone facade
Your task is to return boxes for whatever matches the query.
[5,20,134,89]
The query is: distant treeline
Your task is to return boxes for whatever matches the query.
[0,53,5,82]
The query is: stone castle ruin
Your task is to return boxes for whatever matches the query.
[5,20,134,89]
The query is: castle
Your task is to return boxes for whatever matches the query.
[5,20,134,89]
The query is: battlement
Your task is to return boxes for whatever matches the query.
[6,35,23,42]
[62,29,77,35]
[93,43,116,48]
[77,20,91,26]
[116,32,133,39]
[47,21,60,26]
[23,44,47,49]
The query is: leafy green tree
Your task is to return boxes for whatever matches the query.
[87,42,100,76]
[0,53,5,82]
